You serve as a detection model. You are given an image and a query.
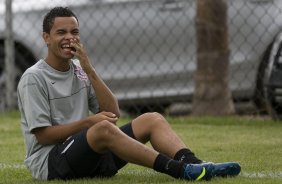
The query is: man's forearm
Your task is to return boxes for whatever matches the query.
[87,68,120,117]
[33,119,90,145]
[33,112,119,145]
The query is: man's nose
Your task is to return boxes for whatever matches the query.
[65,32,74,40]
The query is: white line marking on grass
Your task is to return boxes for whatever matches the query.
[122,170,282,179]
[1,164,281,180]
[120,169,158,176]
[241,171,282,179]
[0,163,25,170]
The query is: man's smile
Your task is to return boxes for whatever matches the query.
[61,43,76,52]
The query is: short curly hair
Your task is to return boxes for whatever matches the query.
[43,7,79,33]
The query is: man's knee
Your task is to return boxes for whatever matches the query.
[146,112,166,122]
[87,120,118,143]
[86,121,118,152]
[88,121,116,136]
[142,112,168,127]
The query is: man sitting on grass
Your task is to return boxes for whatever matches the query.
[17,6,241,181]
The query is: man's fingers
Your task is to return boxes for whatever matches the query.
[70,41,85,57]
[70,42,80,50]
[101,111,117,118]
[70,39,82,51]
[99,112,118,125]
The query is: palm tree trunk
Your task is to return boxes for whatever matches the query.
[192,0,235,115]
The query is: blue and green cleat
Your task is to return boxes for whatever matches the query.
[183,162,241,181]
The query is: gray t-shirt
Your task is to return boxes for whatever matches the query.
[17,59,99,180]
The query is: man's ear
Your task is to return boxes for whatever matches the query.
[42,32,50,46]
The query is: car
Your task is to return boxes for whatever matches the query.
[1,0,282,118]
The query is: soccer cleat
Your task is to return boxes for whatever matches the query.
[204,162,241,177]
[183,162,241,181]
[183,163,215,181]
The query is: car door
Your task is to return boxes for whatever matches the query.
[80,0,195,107]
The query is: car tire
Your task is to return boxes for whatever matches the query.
[0,41,35,110]
[262,32,282,120]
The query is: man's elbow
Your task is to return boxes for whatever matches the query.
[32,127,53,145]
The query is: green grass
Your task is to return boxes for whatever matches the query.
[0,112,282,184]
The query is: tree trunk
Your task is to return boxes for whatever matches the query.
[192,0,235,116]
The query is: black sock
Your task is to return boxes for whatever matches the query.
[153,153,185,179]
[174,148,202,164]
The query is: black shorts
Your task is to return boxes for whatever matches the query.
[47,122,135,180]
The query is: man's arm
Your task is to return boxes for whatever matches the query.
[86,67,120,117]
[70,39,120,117]
[33,111,118,145]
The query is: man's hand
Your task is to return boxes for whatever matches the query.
[86,111,119,126]
[70,38,93,74]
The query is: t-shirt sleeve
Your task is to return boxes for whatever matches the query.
[18,73,51,132]
[72,59,99,114]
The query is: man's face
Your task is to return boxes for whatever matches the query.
[43,16,80,60]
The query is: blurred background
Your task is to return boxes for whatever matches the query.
[1,0,282,119]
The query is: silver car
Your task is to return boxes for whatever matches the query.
[0,0,282,118]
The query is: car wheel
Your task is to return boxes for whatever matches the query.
[254,42,272,114]
[262,33,282,120]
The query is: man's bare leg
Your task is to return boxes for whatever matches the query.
[85,116,241,181]
[86,120,194,179]
[86,120,158,168]
[131,112,201,163]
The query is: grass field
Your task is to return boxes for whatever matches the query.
[0,111,282,184]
